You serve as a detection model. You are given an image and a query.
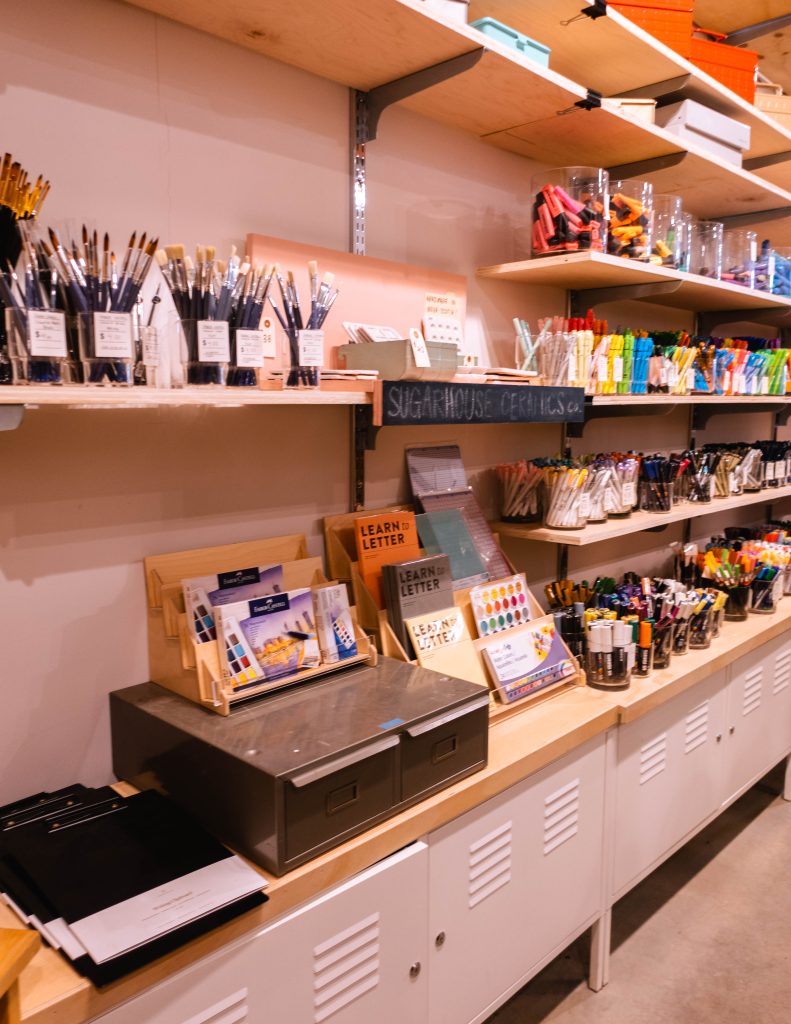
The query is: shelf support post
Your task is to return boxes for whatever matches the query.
[350,403,380,511]
[349,47,484,256]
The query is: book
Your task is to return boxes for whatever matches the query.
[313,584,358,664]
[416,509,488,590]
[183,563,285,644]
[404,606,488,686]
[382,554,453,654]
[217,588,320,690]
[469,574,534,637]
[354,510,421,608]
[480,617,576,704]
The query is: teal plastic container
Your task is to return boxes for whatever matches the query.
[470,17,551,66]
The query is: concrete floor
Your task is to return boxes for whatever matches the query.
[488,762,791,1024]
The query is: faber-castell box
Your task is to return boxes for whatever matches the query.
[110,662,489,876]
[337,339,460,381]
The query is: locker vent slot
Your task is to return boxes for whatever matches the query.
[684,701,709,754]
[313,913,380,1022]
[743,669,763,717]
[182,990,248,1024]
[543,778,580,855]
[468,820,512,908]
[639,733,667,785]
[774,649,791,695]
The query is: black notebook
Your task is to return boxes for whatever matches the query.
[382,554,453,654]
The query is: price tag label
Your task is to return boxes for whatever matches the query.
[775,460,785,483]
[197,321,230,362]
[612,356,623,383]
[723,370,731,394]
[298,329,324,367]
[709,478,716,500]
[409,327,431,368]
[766,461,776,482]
[578,494,592,519]
[659,364,668,386]
[598,356,609,381]
[235,329,265,368]
[668,364,679,389]
[93,312,133,359]
[260,317,277,359]
[567,356,576,384]
[28,310,67,358]
[760,376,769,395]
[686,368,696,391]
[622,481,637,507]
[730,472,739,494]
[141,326,160,365]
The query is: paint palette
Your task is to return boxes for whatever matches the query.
[470,574,531,637]
[223,626,259,688]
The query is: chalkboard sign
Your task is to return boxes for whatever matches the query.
[378,381,585,426]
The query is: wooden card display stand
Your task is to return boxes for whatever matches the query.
[323,512,585,721]
[144,535,376,716]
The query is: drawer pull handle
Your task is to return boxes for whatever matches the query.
[409,961,422,978]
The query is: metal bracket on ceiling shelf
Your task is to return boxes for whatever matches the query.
[610,74,691,102]
[575,89,602,111]
[744,151,791,172]
[351,403,381,512]
[569,280,682,316]
[696,306,791,337]
[0,405,24,431]
[606,150,687,180]
[725,14,791,47]
[355,48,485,145]
[718,207,791,230]
[566,399,678,438]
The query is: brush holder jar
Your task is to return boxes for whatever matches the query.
[283,328,323,389]
[5,307,69,384]
[76,311,134,385]
[183,319,228,386]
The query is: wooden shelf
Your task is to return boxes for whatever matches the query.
[588,394,791,408]
[477,251,791,318]
[123,0,791,236]
[0,385,374,409]
[496,484,791,546]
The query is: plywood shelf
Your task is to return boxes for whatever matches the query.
[495,484,791,547]
[0,385,374,409]
[588,394,791,407]
[477,251,791,318]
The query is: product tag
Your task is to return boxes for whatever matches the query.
[235,329,264,368]
[298,329,324,367]
[578,494,592,519]
[567,356,576,384]
[686,368,696,391]
[260,317,277,359]
[775,460,785,484]
[197,321,230,363]
[659,365,668,386]
[93,312,133,359]
[612,356,623,383]
[750,376,759,396]
[598,356,608,381]
[622,481,637,507]
[141,325,159,364]
[709,478,716,500]
[766,461,776,482]
[27,310,67,358]
[729,472,739,494]
[409,327,431,368]
[668,364,679,389]
[760,376,769,395]
[723,370,731,394]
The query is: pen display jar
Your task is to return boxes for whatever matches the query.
[689,221,723,279]
[751,577,779,614]
[530,167,608,256]
[721,229,757,288]
[771,247,791,296]
[76,311,134,385]
[678,212,694,272]
[608,178,653,261]
[498,460,542,523]
[651,194,683,268]
[740,450,763,492]
[672,617,691,656]
[640,479,674,513]
[723,584,752,621]
[754,242,775,293]
[689,608,714,649]
[283,327,322,389]
[544,467,589,529]
[182,319,228,386]
[687,470,713,503]
[652,622,674,670]
[4,306,70,385]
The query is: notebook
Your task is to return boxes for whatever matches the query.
[354,510,421,607]
[382,554,453,654]
[404,606,488,686]
[416,509,488,590]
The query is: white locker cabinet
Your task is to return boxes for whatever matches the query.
[95,842,429,1024]
[612,671,727,899]
[427,735,606,1024]
[723,635,791,806]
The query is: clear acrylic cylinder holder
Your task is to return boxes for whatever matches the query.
[689,608,714,650]
[640,479,675,513]
[678,212,694,273]
[5,306,70,385]
[283,328,322,389]
[530,166,609,257]
[544,473,589,530]
[721,229,757,289]
[182,319,228,386]
[227,324,271,388]
[750,577,778,614]
[652,621,674,670]
[690,221,724,279]
[608,178,653,261]
[651,194,683,269]
[76,311,134,385]
[771,247,791,297]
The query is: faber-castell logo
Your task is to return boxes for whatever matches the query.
[218,566,261,588]
[250,593,289,616]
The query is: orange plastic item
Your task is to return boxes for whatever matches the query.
[691,29,758,103]
[610,0,693,58]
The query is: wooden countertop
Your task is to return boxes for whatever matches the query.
[11,599,791,1024]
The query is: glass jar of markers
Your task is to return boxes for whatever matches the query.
[689,606,714,650]
[721,229,757,289]
[652,620,674,670]
[651,194,684,269]
[640,479,675,514]
[771,247,791,297]
[530,167,608,256]
[689,221,723,279]
[608,178,653,261]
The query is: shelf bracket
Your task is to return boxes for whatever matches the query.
[570,280,682,316]
[691,401,784,432]
[0,405,24,431]
[356,48,485,146]
[744,151,791,172]
[567,398,678,438]
[718,207,791,230]
[697,306,791,336]
[607,151,686,180]
[351,403,380,511]
[725,14,791,47]
[611,74,691,101]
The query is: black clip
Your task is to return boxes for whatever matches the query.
[561,1,607,26]
[575,89,603,111]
